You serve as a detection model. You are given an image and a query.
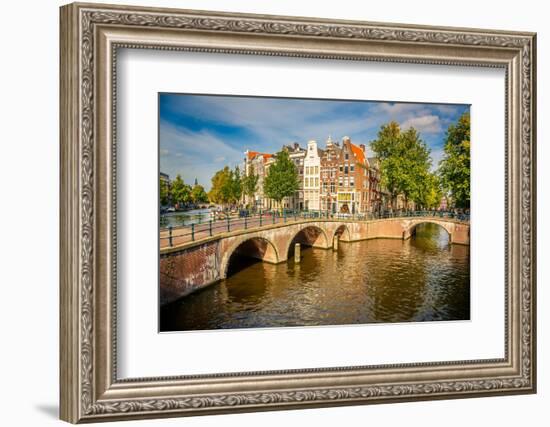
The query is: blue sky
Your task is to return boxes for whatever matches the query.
[159,93,469,191]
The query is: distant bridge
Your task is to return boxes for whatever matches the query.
[160,212,470,305]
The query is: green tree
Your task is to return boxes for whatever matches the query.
[170,174,192,207]
[439,112,470,209]
[242,170,259,208]
[160,178,170,206]
[370,122,433,209]
[208,166,243,208]
[370,122,401,208]
[208,166,232,207]
[191,183,208,204]
[263,150,299,211]
[416,172,442,209]
[230,166,243,205]
[401,128,433,207]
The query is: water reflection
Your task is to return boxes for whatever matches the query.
[160,208,212,228]
[160,223,470,331]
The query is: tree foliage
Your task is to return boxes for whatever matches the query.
[231,166,243,205]
[416,172,443,209]
[370,122,435,209]
[208,166,243,207]
[208,167,229,205]
[160,178,170,206]
[242,169,259,198]
[439,112,471,209]
[170,174,192,206]
[263,150,299,208]
[191,183,208,204]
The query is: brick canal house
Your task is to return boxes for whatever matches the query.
[320,136,340,214]
[303,140,322,211]
[367,157,383,215]
[334,136,369,214]
[243,136,383,214]
[282,142,306,210]
[243,150,274,210]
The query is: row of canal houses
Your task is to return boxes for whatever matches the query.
[244,136,388,215]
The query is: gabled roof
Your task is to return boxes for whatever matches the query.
[246,150,260,160]
[247,150,273,161]
[262,153,274,163]
[349,143,366,165]
[283,143,305,153]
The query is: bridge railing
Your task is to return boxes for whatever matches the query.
[160,210,469,247]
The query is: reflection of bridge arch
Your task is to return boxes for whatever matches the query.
[333,224,351,243]
[220,236,279,279]
[403,219,454,241]
[285,225,330,257]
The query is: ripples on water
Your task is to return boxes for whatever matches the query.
[160,223,470,331]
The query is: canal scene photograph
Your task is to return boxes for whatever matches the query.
[158,93,471,332]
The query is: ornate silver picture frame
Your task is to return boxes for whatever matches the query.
[60,2,536,423]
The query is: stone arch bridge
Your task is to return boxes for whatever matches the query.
[160,217,469,305]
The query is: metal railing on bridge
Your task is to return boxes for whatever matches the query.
[160,209,470,248]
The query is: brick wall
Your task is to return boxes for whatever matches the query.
[160,240,220,305]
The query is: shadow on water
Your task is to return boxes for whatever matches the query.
[226,254,262,277]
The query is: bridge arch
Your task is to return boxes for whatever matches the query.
[404,220,453,241]
[333,224,351,243]
[286,224,330,257]
[220,236,279,279]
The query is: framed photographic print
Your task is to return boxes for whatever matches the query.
[60,2,537,423]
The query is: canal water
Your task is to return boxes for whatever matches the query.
[160,208,213,229]
[160,223,470,331]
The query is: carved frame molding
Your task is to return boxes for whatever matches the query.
[60,2,536,423]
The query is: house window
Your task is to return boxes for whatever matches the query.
[351,164,355,172]
[344,166,348,174]
[314,166,319,174]
[339,165,343,172]
[315,177,319,187]
[350,177,355,187]
[345,153,349,160]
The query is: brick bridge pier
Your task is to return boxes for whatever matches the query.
[160,217,469,305]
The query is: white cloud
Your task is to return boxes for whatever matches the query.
[373,102,429,116]
[159,121,244,190]
[400,115,442,134]
[165,95,374,150]
[160,95,467,186]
